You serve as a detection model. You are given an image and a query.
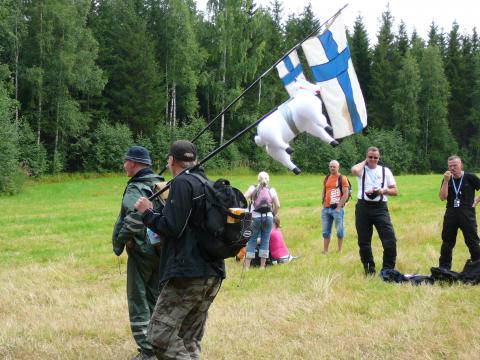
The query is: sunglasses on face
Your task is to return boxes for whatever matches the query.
[368,156,379,160]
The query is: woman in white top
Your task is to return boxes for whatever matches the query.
[243,171,280,269]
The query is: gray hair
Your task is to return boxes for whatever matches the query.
[367,146,379,154]
[448,155,461,162]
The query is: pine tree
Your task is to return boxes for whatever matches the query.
[145,0,202,126]
[90,0,163,136]
[395,21,409,57]
[202,0,265,143]
[21,0,106,172]
[0,0,26,128]
[444,22,467,147]
[467,53,480,168]
[410,29,425,65]
[0,66,21,193]
[392,51,421,152]
[418,45,456,171]
[369,7,396,129]
[350,15,372,106]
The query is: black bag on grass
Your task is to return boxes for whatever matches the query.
[430,267,459,283]
[459,259,480,284]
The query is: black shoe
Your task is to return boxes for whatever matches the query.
[364,263,376,276]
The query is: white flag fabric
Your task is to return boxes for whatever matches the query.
[276,50,305,98]
[302,14,367,139]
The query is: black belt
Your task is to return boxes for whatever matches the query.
[357,199,387,206]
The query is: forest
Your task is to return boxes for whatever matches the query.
[0,0,479,194]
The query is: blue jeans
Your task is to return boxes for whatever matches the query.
[246,216,273,259]
[322,207,345,239]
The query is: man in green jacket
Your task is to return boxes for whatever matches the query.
[112,145,163,360]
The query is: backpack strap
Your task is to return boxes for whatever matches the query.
[361,168,366,200]
[322,175,330,205]
[338,175,344,196]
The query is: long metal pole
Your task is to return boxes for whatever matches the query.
[149,107,278,201]
[190,3,348,144]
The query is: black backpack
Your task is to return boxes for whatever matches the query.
[430,267,460,283]
[459,259,480,284]
[189,172,253,261]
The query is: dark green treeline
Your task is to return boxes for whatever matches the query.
[0,0,479,193]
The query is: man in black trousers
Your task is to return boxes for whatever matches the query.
[438,155,480,270]
[351,147,398,275]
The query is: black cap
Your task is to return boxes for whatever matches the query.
[169,140,197,161]
[124,145,152,165]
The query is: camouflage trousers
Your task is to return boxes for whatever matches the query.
[147,277,222,360]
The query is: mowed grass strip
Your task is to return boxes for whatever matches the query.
[1,173,480,359]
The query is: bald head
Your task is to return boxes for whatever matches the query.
[329,160,340,175]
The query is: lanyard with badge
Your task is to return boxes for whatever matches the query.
[451,173,464,207]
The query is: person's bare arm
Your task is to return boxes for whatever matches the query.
[351,159,367,177]
[439,171,451,201]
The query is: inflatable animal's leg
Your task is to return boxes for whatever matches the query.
[307,122,338,146]
[266,145,301,174]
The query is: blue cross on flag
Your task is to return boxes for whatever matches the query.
[276,50,305,98]
[302,14,367,139]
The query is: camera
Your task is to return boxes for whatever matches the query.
[366,189,380,200]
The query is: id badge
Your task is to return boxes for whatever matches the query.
[454,198,460,208]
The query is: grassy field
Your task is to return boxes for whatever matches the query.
[1,172,480,359]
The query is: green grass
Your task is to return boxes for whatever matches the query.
[1,173,480,359]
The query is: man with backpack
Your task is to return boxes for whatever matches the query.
[112,145,163,360]
[351,147,398,276]
[134,140,225,360]
[322,160,350,253]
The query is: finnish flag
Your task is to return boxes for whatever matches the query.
[302,14,367,139]
[276,50,305,98]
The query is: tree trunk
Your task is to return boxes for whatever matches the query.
[165,63,169,124]
[37,6,43,146]
[14,15,19,129]
[54,99,60,173]
[220,7,227,145]
[172,82,176,127]
[221,48,226,144]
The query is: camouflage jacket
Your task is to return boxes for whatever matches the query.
[112,168,164,256]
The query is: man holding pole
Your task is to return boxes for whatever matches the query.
[134,140,225,360]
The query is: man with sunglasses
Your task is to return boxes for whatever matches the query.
[438,155,480,270]
[351,147,398,275]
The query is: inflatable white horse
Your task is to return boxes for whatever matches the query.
[255,79,338,174]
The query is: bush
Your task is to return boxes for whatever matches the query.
[89,121,133,172]
[361,128,413,174]
[18,120,48,177]
[150,117,217,171]
[0,80,24,194]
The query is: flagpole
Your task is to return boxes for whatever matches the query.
[149,107,279,200]
[192,3,348,143]
[157,4,349,175]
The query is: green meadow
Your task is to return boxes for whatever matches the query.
[1,173,480,359]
